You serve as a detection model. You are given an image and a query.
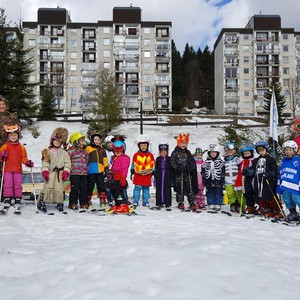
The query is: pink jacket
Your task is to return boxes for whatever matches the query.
[195,159,204,190]
[111,154,130,178]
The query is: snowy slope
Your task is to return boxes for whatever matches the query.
[0,121,300,300]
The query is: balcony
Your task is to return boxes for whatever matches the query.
[155,55,170,62]
[256,72,269,77]
[224,51,238,56]
[225,107,238,114]
[225,96,239,102]
[38,43,64,49]
[225,85,239,90]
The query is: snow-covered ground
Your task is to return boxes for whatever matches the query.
[1,120,300,300]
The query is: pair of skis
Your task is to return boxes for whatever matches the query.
[0,203,21,215]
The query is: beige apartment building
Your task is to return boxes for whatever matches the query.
[214,14,300,116]
[22,6,172,115]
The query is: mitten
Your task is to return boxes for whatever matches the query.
[25,160,34,168]
[120,176,127,187]
[61,170,69,182]
[42,170,49,182]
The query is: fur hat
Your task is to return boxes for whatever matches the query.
[176,133,189,146]
[50,127,68,147]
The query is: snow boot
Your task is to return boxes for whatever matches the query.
[69,203,78,210]
[3,198,12,207]
[57,203,64,212]
[245,206,256,214]
[189,201,197,211]
[99,192,107,207]
[178,202,185,210]
[38,200,47,212]
[264,209,274,218]
[14,198,21,206]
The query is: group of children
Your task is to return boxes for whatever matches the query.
[1,123,300,222]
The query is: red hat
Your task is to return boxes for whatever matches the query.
[177,133,189,146]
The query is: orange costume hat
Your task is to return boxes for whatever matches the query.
[177,133,189,146]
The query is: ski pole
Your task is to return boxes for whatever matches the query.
[0,160,5,203]
[30,168,39,213]
[265,178,286,219]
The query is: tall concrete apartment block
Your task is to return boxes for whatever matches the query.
[214,14,300,116]
[22,6,172,115]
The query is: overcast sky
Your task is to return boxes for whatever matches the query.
[3,0,300,53]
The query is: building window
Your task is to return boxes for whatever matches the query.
[244,68,249,74]
[29,39,36,46]
[103,51,110,57]
[243,101,251,109]
[282,34,288,40]
[70,76,77,83]
[103,27,110,34]
[144,74,150,81]
[283,67,289,75]
[283,56,289,63]
[70,64,77,71]
[70,52,77,59]
[243,56,249,63]
[71,99,77,106]
[244,91,250,97]
[144,86,151,93]
[243,34,249,40]
[144,39,151,46]
[244,79,250,86]
[70,87,77,95]
[283,45,289,52]
[29,51,35,58]
[242,45,250,52]
[103,39,110,46]
[70,40,77,47]
[103,62,110,69]
[144,51,151,58]
[29,28,36,35]
[143,28,151,34]
[144,63,151,69]
[70,29,77,36]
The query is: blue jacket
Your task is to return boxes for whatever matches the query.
[277,155,300,195]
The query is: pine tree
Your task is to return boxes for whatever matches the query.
[38,82,56,120]
[88,68,121,134]
[263,79,286,124]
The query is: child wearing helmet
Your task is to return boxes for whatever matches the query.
[243,140,281,218]
[130,134,155,207]
[193,147,206,209]
[277,140,300,222]
[235,143,256,214]
[153,143,173,210]
[67,132,89,210]
[170,133,198,211]
[0,124,34,209]
[202,144,225,211]
[39,127,71,213]
[223,141,242,213]
[103,135,114,206]
[106,136,131,213]
[86,131,109,207]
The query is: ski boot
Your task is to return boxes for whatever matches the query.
[99,192,107,207]
[214,205,222,211]
[37,200,47,213]
[286,208,300,222]
[178,202,185,210]
[245,206,256,215]
[264,209,274,218]
[57,203,64,212]
[189,201,197,212]
[113,204,130,214]
[3,198,12,207]
[69,203,78,210]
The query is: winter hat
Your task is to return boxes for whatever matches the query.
[194,147,203,155]
[89,131,102,146]
[50,127,69,148]
[158,143,169,152]
[176,133,189,146]
[4,124,20,140]
[112,136,126,153]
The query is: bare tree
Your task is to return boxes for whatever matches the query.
[284,76,300,118]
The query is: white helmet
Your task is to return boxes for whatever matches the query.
[282,140,298,153]
[104,135,114,144]
[135,134,150,144]
[208,144,219,152]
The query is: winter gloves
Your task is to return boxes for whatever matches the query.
[42,170,69,182]
[61,170,69,182]
[42,170,49,182]
[25,160,34,168]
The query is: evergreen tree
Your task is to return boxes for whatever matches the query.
[88,68,121,134]
[0,9,38,120]
[263,79,286,124]
[38,82,56,120]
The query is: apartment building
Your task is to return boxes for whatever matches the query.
[214,14,300,116]
[22,6,172,115]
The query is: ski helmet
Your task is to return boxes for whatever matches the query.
[224,141,236,151]
[158,143,169,152]
[240,142,254,158]
[194,147,203,155]
[282,140,298,153]
[112,136,126,153]
[90,131,102,146]
[208,144,219,152]
[104,135,114,144]
[69,132,86,147]
[176,133,189,146]
[255,141,269,153]
[4,124,20,135]
[136,134,150,145]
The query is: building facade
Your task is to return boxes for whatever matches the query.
[22,6,172,115]
[214,14,300,116]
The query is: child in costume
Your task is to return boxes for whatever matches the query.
[170,133,198,211]
[154,143,173,210]
[103,135,114,206]
[193,147,205,209]
[130,134,155,207]
[107,137,130,213]
[277,140,300,222]
[68,132,89,210]
[40,127,71,213]
[86,131,109,207]
[236,143,256,214]
[202,144,225,211]
[243,141,282,218]
[0,124,34,208]
[224,142,242,213]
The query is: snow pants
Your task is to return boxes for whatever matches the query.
[3,172,23,198]
[69,175,88,207]
[133,185,150,205]
[206,187,223,206]
[282,190,300,210]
